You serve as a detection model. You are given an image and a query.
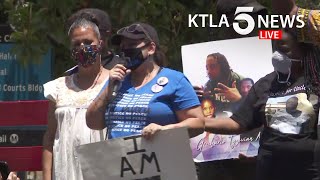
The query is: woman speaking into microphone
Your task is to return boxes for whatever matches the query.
[86,22,204,139]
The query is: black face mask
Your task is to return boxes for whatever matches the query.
[121,44,149,70]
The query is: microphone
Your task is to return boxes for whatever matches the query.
[111,52,128,98]
[111,81,121,98]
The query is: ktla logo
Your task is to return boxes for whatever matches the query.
[188,7,305,40]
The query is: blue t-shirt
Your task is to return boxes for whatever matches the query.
[105,68,200,139]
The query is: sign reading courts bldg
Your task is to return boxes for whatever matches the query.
[0,43,51,100]
[0,36,51,170]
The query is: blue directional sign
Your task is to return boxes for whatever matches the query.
[0,43,52,100]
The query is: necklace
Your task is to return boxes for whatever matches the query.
[75,67,103,90]
[90,67,103,89]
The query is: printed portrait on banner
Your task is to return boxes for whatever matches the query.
[181,37,273,161]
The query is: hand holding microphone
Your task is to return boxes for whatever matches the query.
[109,54,131,98]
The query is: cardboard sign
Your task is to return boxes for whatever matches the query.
[76,128,197,180]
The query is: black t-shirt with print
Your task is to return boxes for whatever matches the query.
[231,72,319,180]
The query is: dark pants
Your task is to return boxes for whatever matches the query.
[256,148,319,180]
[196,158,256,180]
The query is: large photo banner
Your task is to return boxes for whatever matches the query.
[76,128,198,180]
[182,37,273,162]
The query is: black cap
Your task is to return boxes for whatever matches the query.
[66,8,112,33]
[217,0,267,16]
[111,22,160,46]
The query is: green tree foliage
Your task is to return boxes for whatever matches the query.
[296,0,320,8]
[1,0,319,77]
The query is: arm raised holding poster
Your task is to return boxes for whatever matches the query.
[181,37,273,180]
[205,30,320,179]
[86,22,204,140]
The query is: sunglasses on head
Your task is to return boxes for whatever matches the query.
[117,24,153,42]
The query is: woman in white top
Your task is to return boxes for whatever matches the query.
[42,18,109,180]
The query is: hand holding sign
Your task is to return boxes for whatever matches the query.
[76,128,197,180]
[214,81,241,102]
[142,123,165,140]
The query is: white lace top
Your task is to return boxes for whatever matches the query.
[43,74,107,180]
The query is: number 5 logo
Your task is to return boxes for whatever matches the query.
[233,7,255,35]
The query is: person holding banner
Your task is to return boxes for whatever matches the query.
[42,18,110,180]
[272,5,320,176]
[86,22,204,140]
[204,29,320,180]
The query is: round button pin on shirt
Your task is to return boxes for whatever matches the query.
[151,84,163,93]
[157,77,169,86]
